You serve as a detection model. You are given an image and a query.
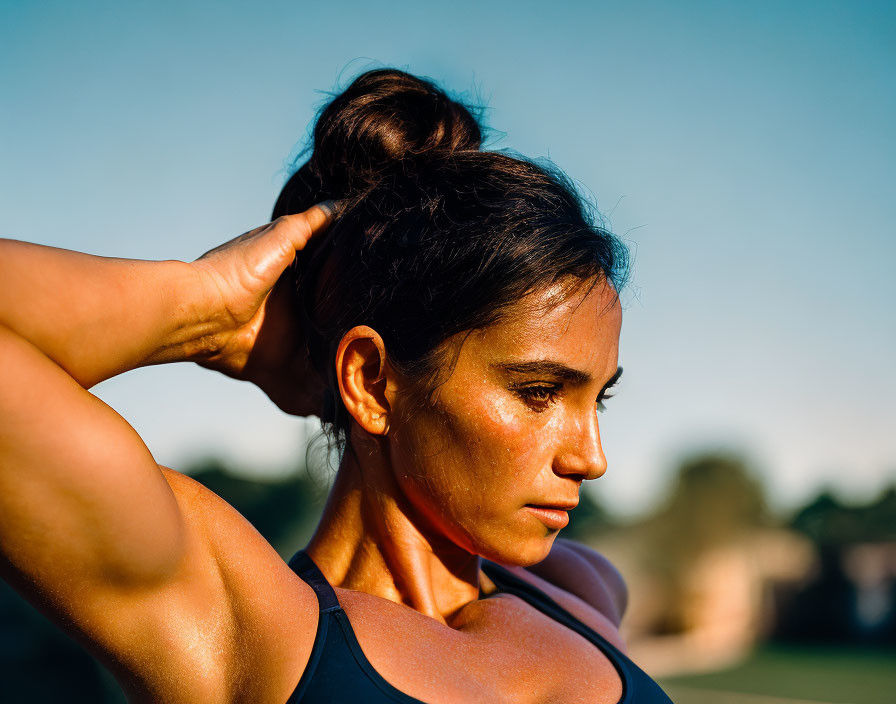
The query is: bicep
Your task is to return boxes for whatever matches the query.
[0,327,324,702]
[0,324,186,609]
[0,329,243,698]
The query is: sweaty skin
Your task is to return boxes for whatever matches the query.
[0,209,628,703]
[306,278,622,625]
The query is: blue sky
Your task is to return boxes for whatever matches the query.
[2,0,894,516]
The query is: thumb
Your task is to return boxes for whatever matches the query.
[274,200,341,253]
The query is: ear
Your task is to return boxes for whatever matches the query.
[334,325,395,435]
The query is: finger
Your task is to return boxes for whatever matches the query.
[276,201,341,251]
[305,200,344,231]
[315,199,339,220]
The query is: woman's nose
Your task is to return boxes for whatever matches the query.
[551,409,607,482]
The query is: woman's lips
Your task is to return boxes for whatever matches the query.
[525,505,570,530]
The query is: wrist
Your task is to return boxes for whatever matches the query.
[142,260,232,367]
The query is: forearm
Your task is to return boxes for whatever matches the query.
[0,238,224,387]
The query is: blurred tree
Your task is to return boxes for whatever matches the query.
[773,545,856,643]
[781,483,896,644]
[791,484,896,547]
[791,490,854,547]
[640,451,769,634]
[864,484,896,541]
[650,451,768,556]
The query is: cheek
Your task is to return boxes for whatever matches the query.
[389,390,562,562]
[396,389,550,516]
[466,393,548,482]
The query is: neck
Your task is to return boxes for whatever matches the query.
[305,432,482,624]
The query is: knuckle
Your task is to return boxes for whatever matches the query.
[275,213,312,242]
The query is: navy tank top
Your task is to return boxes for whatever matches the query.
[285,550,674,703]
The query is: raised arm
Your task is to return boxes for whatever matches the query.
[0,240,220,388]
[0,208,332,699]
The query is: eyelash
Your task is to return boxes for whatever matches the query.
[515,385,561,410]
[513,385,616,413]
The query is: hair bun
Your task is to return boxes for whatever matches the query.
[275,69,482,215]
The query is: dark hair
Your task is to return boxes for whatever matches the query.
[274,68,628,449]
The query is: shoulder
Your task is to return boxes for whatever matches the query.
[524,538,628,627]
[153,467,319,703]
[158,465,319,625]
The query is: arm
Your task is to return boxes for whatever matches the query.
[0,244,213,587]
[527,538,628,627]
[0,209,331,698]
[0,239,221,388]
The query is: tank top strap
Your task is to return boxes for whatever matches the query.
[481,560,575,614]
[480,560,631,665]
[288,550,342,613]
[481,560,685,704]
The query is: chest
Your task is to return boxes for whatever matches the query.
[289,588,626,704]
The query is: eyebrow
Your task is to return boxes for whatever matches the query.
[493,361,623,390]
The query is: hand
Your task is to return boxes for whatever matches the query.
[189,203,335,416]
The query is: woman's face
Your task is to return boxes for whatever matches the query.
[388,278,622,566]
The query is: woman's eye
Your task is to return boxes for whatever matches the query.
[514,385,561,411]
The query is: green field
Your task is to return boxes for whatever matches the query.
[659,645,896,704]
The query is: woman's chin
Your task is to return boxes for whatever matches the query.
[475,531,559,567]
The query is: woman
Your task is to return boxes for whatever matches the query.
[0,69,673,702]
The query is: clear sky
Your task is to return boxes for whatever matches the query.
[2,0,894,516]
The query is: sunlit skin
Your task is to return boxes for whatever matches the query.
[0,207,630,702]
[307,277,622,625]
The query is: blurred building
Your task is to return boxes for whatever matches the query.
[585,460,896,678]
